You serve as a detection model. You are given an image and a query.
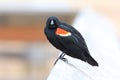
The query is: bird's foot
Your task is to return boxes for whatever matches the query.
[60,57,68,63]
[54,52,68,65]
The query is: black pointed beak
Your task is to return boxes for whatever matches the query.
[46,16,60,29]
[50,19,54,25]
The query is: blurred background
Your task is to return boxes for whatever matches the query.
[0,0,120,80]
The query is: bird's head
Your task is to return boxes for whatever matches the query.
[45,16,71,37]
[46,16,60,29]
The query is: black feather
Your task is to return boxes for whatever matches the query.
[44,16,99,66]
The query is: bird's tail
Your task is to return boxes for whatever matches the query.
[87,55,99,66]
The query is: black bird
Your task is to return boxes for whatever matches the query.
[44,16,98,66]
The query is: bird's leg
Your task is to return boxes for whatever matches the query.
[54,52,68,65]
[59,53,68,62]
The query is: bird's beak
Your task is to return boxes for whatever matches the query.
[50,20,54,25]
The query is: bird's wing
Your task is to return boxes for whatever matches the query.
[59,23,90,54]
[61,23,85,41]
[73,33,90,54]
[55,33,89,62]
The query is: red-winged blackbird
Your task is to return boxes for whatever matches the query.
[44,16,98,66]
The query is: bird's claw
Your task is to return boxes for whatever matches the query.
[54,52,68,65]
[60,57,68,63]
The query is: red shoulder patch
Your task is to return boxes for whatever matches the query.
[56,28,69,35]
